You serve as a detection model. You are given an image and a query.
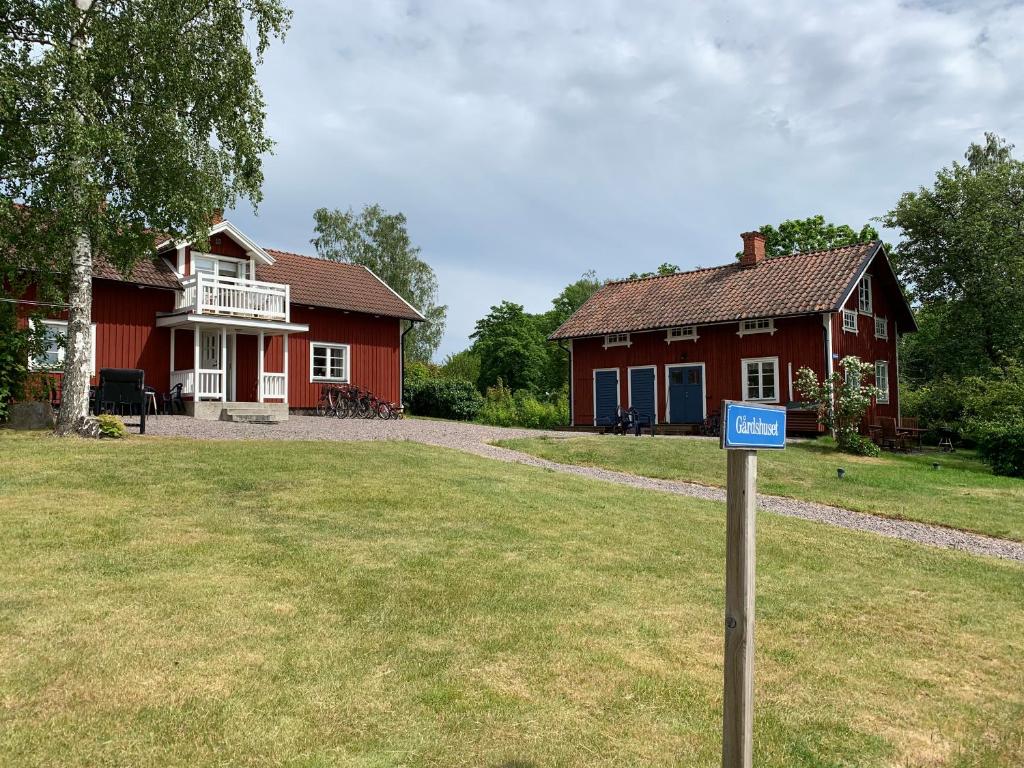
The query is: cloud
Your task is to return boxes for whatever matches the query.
[229,0,1024,358]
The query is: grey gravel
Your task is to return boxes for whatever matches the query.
[143,414,1024,563]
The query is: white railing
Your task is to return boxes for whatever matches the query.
[175,273,289,322]
[261,372,287,400]
[169,368,223,399]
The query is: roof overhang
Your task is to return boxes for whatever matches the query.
[155,312,309,333]
[834,243,918,332]
[157,219,276,266]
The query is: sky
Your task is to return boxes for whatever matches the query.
[227,0,1024,360]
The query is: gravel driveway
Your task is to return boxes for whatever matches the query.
[143,415,1024,563]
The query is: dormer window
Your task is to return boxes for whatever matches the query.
[666,326,698,343]
[192,253,250,280]
[603,333,631,348]
[737,318,775,336]
[858,275,873,314]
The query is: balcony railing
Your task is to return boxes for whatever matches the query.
[176,273,289,322]
[170,368,224,399]
[261,372,286,401]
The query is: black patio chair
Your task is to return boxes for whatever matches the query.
[96,368,147,434]
[162,383,185,415]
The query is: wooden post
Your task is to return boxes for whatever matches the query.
[220,325,227,402]
[169,327,176,373]
[282,332,289,404]
[257,330,264,403]
[193,327,200,399]
[723,449,757,768]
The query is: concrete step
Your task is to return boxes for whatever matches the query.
[220,408,281,424]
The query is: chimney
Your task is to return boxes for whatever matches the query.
[740,231,765,268]
[211,208,224,225]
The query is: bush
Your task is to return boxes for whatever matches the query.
[476,381,568,429]
[837,432,881,457]
[96,414,127,439]
[404,376,483,421]
[973,421,1024,477]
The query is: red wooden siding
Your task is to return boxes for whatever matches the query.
[287,307,401,408]
[570,315,829,426]
[830,260,901,421]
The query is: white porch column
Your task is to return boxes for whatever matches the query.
[170,327,176,373]
[193,327,200,399]
[258,330,265,403]
[282,333,289,404]
[220,325,227,402]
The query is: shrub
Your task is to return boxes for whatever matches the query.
[96,414,127,439]
[0,305,47,423]
[795,357,881,455]
[837,432,880,457]
[973,421,1024,477]
[476,381,568,429]
[404,376,483,421]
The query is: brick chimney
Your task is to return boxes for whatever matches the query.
[211,208,224,225]
[740,231,765,268]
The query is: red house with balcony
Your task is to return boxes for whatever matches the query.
[549,232,916,432]
[21,218,423,420]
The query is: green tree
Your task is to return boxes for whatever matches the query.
[1,0,290,434]
[741,215,880,259]
[311,204,446,363]
[470,301,547,393]
[536,270,603,393]
[439,349,480,386]
[626,262,681,279]
[882,133,1024,382]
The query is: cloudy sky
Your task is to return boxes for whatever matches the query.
[228,0,1024,359]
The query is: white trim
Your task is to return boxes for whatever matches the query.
[822,313,834,379]
[175,244,186,277]
[842,309,858,333]
[155,313,308,333]
[229,332,237,401]
[309,341,350,383]
[160,219,276,265]
[741,356,780,404]
[627,364,658,424]
[28,318,96,375]
[875,360,890,404]
[361,265,427,321]
[282,333,289,402]
[665,326,699,343]
[836,245,882,312]
[664,362,707,424]
[874,315,888,339]
[257,331,265,403]
[592,367,620,426]
[858,274,873,315]
[602,333,632,349]
[736,318,775,336]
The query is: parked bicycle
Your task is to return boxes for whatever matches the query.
[317,383,401,420]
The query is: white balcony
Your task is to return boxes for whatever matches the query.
[176,273,290,322]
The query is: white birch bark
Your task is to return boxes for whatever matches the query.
[54,0,95,435]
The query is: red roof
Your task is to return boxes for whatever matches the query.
[551,242,914,339]
[258,250,424,321]
[93,252,180,290]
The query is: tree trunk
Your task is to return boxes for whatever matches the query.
[54,0,95,436]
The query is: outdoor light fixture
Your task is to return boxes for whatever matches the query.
[932,462,940,470]
[837,468,846,479]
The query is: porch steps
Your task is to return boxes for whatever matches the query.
[219,406,282,425]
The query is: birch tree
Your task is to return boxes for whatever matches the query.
[0,0,290,434]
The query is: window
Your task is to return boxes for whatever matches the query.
[874,316,888,339]
[603,333,631,348]
[741,357,779,403]
[842,309,858,333]
[192,253,249,279]
[310,342,349,382]
[666,326,698,343]
[737,318,775,336]
[29,320,96,373]
[858,275,873,314]
[875,360,890,404]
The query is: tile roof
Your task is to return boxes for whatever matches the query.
[258,249,425,321]
[550,242,884,339]
[93,252,181,290]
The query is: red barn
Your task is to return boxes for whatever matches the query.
[18,218,423,419]
[549,232,916,432]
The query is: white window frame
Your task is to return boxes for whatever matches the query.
[741,356,780,404]
[736,318,775,337]
[28,319,96,375]
[665,326,699,343]
[603,333,631,349]
[858,275,873,315]
[875,360,890,404]
[874,315,888,339]
[842,309,858,333]
[309,341,350,383]
[191,251,253,280]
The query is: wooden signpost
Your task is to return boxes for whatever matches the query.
[718,400,786,768]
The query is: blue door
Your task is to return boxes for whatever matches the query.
[629,368,656,423]
[593,369,619,426]
[668,365,703,424]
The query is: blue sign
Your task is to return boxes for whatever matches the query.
[720,400,787,450]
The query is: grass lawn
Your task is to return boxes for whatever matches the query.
[495,435,1024,542]
[1,431,1022,767]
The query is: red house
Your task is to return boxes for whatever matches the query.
[549,232,916,431]
[21,218,424,419]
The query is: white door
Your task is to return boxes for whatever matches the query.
[200,330,220,369]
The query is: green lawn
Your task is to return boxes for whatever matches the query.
[1,432,1022,767]
[495,436,1024,542]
